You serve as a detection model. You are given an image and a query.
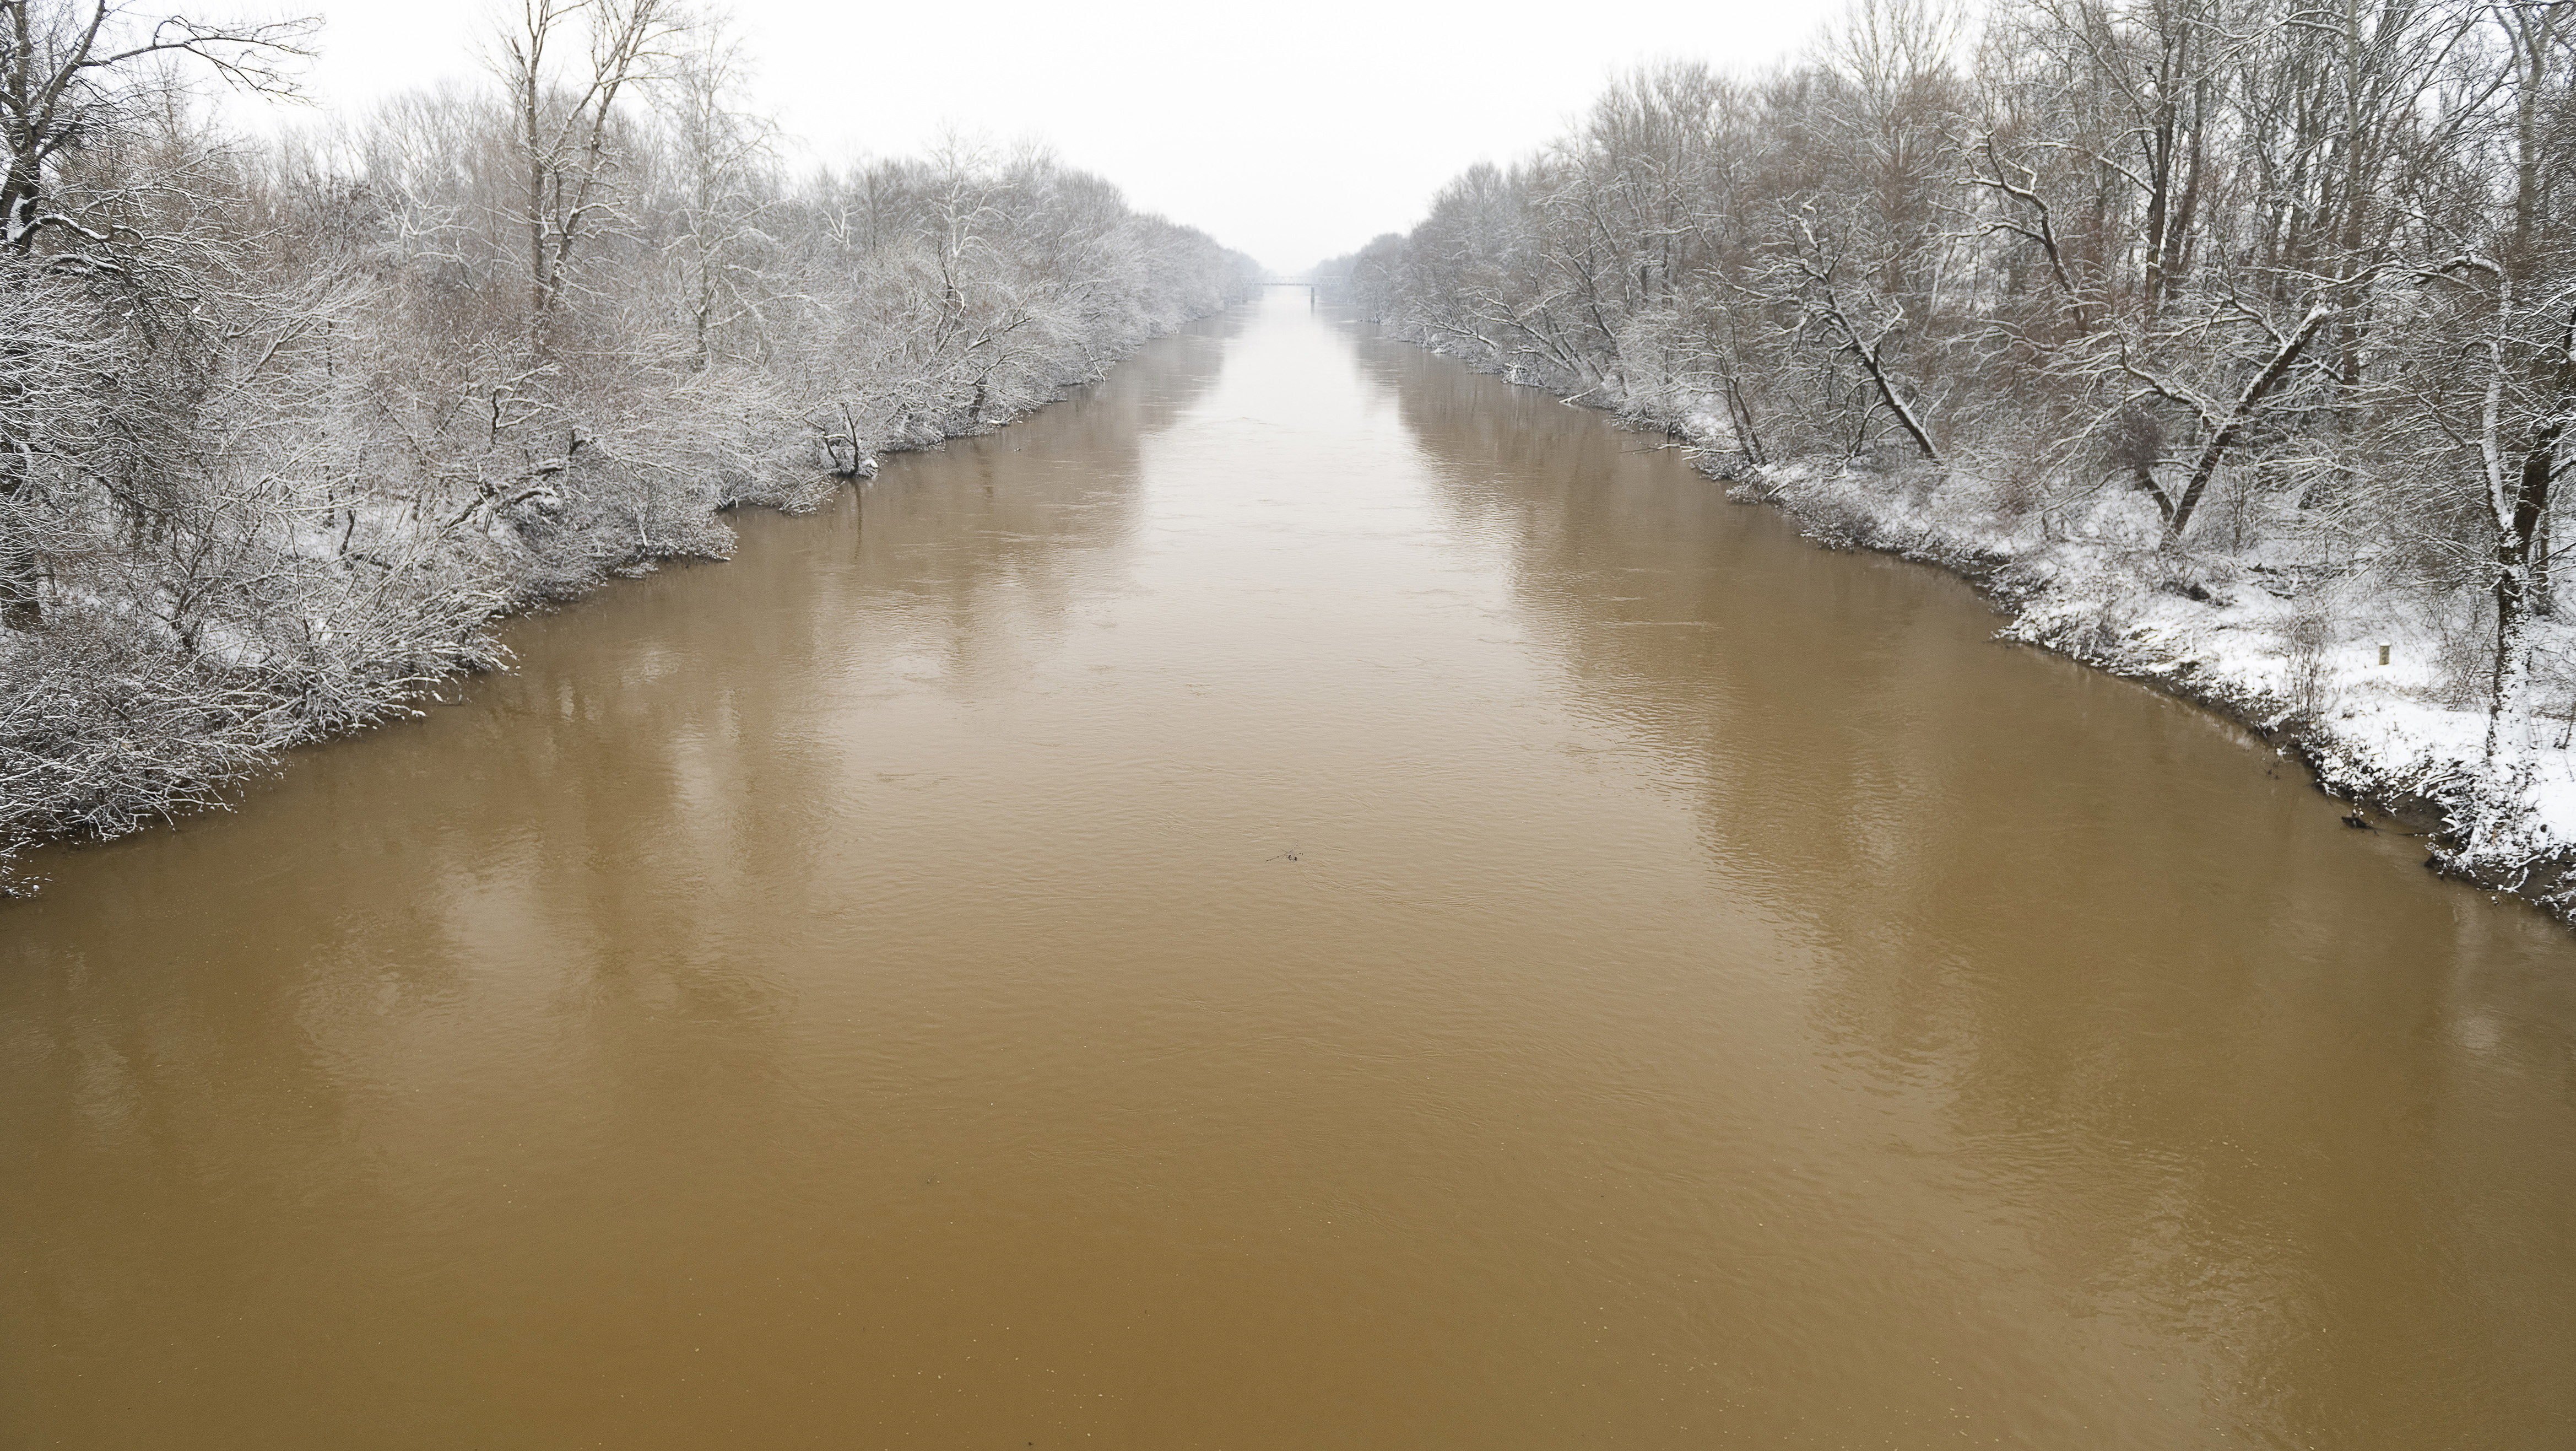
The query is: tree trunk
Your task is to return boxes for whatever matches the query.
[2164,308,2332,538]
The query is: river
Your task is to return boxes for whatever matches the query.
[4,290,2574,1448]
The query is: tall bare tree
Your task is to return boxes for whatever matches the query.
[493,0,685,327]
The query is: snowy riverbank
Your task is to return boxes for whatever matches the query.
[1309,0,2576,929]
[0,289,1251,898]
[1715,446,2576,921]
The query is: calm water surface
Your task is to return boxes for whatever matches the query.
[6,293,2575,1448]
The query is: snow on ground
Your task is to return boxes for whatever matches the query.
[1710,442,2576,917]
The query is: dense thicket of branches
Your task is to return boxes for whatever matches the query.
[1320,0,2576,890]
[0,0,1255,887]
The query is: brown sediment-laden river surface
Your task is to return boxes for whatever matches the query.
[6,290,2576,1449]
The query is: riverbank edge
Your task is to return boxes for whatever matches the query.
[1369,323,2576,926]
[1727,466,2576,927]
[1736,467,2571,876]
[0,309,1234,898]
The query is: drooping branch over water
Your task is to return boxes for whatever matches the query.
[1318,0,2576,915]
[0,0,1258,889]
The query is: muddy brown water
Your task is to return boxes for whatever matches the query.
[5,293,2575,1449]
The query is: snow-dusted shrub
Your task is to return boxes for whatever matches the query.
[0,0,1259,882]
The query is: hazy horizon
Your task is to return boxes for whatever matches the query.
[232,0,1845,273]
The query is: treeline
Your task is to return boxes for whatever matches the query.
[0,0,1257,887]
[1318,0,2576,893]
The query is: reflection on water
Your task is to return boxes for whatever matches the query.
[2,294,2571,1449]
[1376,333,2576,1442]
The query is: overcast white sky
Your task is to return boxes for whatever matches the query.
[247,0,1846,274]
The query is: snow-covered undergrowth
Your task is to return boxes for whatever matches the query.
[0,285,1248,897]
[1309,3,2576,929]
[1367,291,2576,915]
[0,1,1259,895]
[1724,442,2576,916]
